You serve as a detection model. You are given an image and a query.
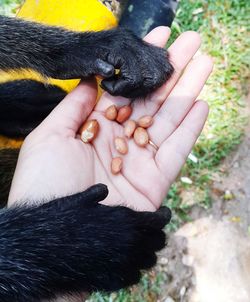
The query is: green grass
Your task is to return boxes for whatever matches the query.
[165,0,250,224]
[0,0,22,15]
[1,0,249,300]
[87,272,167,302]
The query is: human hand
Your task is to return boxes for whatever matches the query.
[8,27,213,212]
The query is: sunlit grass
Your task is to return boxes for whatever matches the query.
[0,0,22,15]
[164,0,250,228]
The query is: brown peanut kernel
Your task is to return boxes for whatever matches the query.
[133,127,149,147]
[138,115,154,128]
[124,120,137,138]
[114,137,128,154]
[79,120,99,143]
[111,157,123,174]
[105,105,118,120]
[116,105,132,123]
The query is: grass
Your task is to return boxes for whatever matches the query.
[165,0,250,225]
[0,0,22,15]
[1,0,249,300]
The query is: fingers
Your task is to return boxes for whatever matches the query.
[131,31,202,119]
[101,77,134,97]
[100,28,172,99]
[157,206,172,225]
[155,100,209,187]
[45,184,109,211]
[153,31,202,102]
[148,55,213,146]
[146,206,172,229]
[94,59,114,77]
[143,26,171,46]
[37,79,97,136]
[79,183,109,204]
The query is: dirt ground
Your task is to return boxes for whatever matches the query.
[209,124,250,233]
[156,95,250,302]
[196,94,250,234]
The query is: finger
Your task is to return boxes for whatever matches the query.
[148,55,213,146]
[95,27,171,112]
[48,184,109,211]
[38,79,97,135]
[94,59,114,77]
[144,206,172,229]
[101,77,135,97]
[131,31,202,119]
[79,183,109,204]
[152,31,202,103]
[143,26,171,46]
[155,100,209,187]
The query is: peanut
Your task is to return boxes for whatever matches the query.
[133,127,149,147]
[138,115,154,128]
[116,105,132,123]
[111,157,123,174]
[124,120,137,138]
[79,119,99,143]
[105,105,118,120]
[114,137,128,154]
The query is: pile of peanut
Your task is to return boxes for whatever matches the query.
[79,104,154,175]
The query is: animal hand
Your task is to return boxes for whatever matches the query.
[3,183,170,299]
[58,28,174,98]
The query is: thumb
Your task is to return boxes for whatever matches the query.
[38,78,98,135]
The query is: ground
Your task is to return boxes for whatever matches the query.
[209,112,250,233]
[188,94,250,233]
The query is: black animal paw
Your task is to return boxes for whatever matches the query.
[98,29,174,98]
[0,184,171,301]
[57,28,174,98]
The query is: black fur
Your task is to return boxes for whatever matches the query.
[0,184,171,302]
[0,14,173,301]
[0,149,19,204]
[0,80,67,137]
[0,15,173,99]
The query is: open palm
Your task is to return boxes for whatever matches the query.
[8,27,213,212]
